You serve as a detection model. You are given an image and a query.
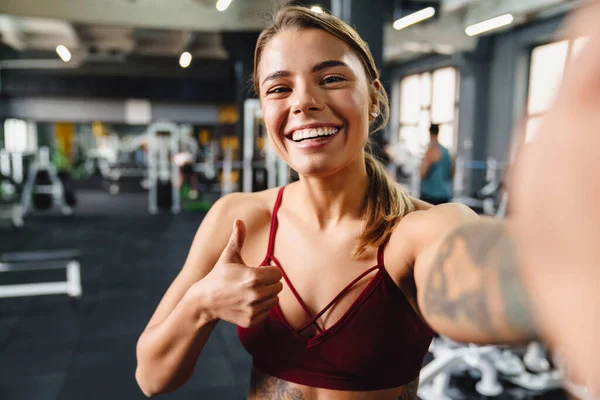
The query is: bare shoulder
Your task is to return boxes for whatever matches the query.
[389,203,479,267]
[198,189,277,247]
[208,188,278,227]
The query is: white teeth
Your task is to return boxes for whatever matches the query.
[291,127,339,142]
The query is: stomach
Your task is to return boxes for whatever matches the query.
[246,366,419,400]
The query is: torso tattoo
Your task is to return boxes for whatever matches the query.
[248,366,419,400]
[249,367,305,400]
[397,378,419,400]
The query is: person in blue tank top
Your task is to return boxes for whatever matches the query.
[419,124,454,205]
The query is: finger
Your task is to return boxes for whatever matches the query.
[251,306,275,326]
[253,295,279,315]
[254,265,284,285]
[218,219,247,265]
[251,281,284,303]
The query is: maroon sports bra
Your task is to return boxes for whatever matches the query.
[237,186,435,391]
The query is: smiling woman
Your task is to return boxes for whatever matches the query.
[253,8,416,257]
[135,5,538,400]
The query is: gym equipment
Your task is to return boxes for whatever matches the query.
[418,337,563,399]
[243,99,288,192]
[20,147,74,218]
[102,134,148,194]
[0,149,25,185]
[147,121,181,215]
[0,150,24,228]
[0,249,82,298]
[452,157,505,215]
[0,174,24,229]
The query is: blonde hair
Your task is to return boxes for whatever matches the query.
[254,6,415,257]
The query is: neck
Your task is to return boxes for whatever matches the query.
[291,152,369,229]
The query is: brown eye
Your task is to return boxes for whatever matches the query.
[322,75,345,85]
[266,86,290,95]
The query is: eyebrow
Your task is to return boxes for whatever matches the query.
[261,60,350,87]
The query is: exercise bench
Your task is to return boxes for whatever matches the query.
[0,249,82,298]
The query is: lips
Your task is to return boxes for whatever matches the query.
[287,127,343,150]
[291,126,340,142]
[285,124,343,141]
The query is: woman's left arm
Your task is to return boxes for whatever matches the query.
[412,205,538,344]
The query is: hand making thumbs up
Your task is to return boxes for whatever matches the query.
[194,219,284,328]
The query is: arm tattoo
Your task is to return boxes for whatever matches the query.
[422,220,537,339]
[249,366,304,400]
[398,377,419,400]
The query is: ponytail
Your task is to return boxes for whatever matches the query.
[354,152,416,258]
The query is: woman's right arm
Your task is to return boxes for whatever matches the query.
[135,193,279,397]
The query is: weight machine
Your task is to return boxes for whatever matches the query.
[147,121,181,215]
[20,147,74,220]
[243,99,288,192]
[0,150,24,229]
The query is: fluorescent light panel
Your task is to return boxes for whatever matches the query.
[393,7,436,31]
[466,14,514,36]
[216,0,233,12]
[179,52,192,68]
[56,45,71,62]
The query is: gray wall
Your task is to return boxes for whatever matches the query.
[0,97,219,125]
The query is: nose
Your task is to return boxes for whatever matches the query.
[291,83,324,115]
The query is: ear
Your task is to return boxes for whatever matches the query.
[369,79,382,115]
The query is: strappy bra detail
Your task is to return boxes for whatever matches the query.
[237,186,435,391]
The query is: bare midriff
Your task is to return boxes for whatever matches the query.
[246,366,419,400]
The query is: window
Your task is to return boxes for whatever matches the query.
[398,67,459,157]
[525,37,589,142]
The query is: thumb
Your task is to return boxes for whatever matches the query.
[218,219,247,265]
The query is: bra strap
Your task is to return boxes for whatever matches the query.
[264,186,286,262]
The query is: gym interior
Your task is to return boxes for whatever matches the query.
[0,0,591,399]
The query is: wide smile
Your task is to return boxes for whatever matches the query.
[286,126,343,143]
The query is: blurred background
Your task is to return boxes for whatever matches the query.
[0,0,590,399]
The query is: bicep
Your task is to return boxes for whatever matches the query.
[144,194,246,330]
[414,217,537,344]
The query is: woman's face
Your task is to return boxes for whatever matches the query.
[257,28,377,177]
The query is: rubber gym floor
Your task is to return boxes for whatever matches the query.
[0,191,570,400]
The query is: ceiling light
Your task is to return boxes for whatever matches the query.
[179,52,192,68]
[216,0,233,11]
[310,6,324,14]
[393,7,436,31]
[466,14,514,36]
[56,45,72,62]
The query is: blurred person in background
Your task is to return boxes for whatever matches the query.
[419,123,454,205]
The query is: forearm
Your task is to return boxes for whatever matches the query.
[417,218,538,344]
[135,291,218,396]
